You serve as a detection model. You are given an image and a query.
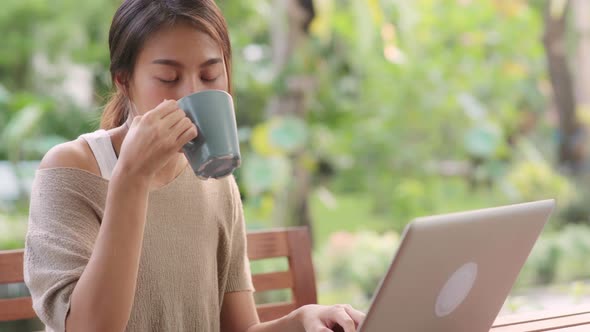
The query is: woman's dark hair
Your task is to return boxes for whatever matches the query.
[101,0,232,129]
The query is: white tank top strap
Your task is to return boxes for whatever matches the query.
[79,129,118,180]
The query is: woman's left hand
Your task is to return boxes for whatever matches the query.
[293,304,366,332]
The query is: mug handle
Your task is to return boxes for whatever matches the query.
[184,124,206,150]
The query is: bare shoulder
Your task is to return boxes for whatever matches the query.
[38,137,100,176]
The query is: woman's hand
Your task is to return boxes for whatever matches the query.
[294,304,366,332]
[116,99,198,180]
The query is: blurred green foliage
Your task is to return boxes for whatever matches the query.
[220,0,561,233]
[0,87,98,161]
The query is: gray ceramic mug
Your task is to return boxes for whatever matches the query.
[178,90,240,179]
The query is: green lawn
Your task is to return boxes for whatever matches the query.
[309,190,395,246]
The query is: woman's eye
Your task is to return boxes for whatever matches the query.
[202,75,219,83]
[157,77,178,84]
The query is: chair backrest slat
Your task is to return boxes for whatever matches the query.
[247,227,317,321]
[0,297,36,321]
[285,228,317,307]
[251,271,293,292]
[0,249,25,284]
[0,249,38,321]
[247,231,289,260]
[0,227,318,323]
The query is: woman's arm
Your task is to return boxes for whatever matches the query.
[36,142,151,332]
[40,100,197,332]
[220,291,298,332]
[65,167,151,332]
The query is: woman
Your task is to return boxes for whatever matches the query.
[24,0,365,331]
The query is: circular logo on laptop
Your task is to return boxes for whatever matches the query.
[435,262,478,317]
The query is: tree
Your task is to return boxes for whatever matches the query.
[266,0,316,231]
[543,0,584,173]
[572,0,590,109]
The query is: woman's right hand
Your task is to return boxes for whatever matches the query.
[116,99,198,180]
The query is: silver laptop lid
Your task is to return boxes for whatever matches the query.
[359,199,555,332]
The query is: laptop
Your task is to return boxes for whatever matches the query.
[357,199,555,332]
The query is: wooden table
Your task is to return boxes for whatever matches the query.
[490,305,590,331]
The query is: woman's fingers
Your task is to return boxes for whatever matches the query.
[341,305,366,327]
[299,304,365,332]
[170,116,194,136]
[326,324,345,332]
[161,109,187,129]
[154,99,180,119]
[331,307,356,332]
[175,122,198,148]
[129,115,142,128]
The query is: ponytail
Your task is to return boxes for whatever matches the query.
[100,90,129,130]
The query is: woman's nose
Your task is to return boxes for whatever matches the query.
[182,76,206,97]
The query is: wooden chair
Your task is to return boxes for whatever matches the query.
[0,227,317,325]
[247,227,318,322]
[0,249,36,322]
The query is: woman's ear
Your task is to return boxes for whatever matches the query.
[114,72,130,96]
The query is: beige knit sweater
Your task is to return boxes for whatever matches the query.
[24,166,253,332]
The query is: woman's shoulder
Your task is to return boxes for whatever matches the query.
[32,137,109,201]
[38,136,101,177]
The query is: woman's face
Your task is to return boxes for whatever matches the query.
[126,22,228,115]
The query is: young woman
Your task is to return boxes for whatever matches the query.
[24,0,365,331]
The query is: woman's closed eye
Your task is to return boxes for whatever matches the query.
[201,74,220,83]
[156,76,179,84]
[201,69,222,82]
